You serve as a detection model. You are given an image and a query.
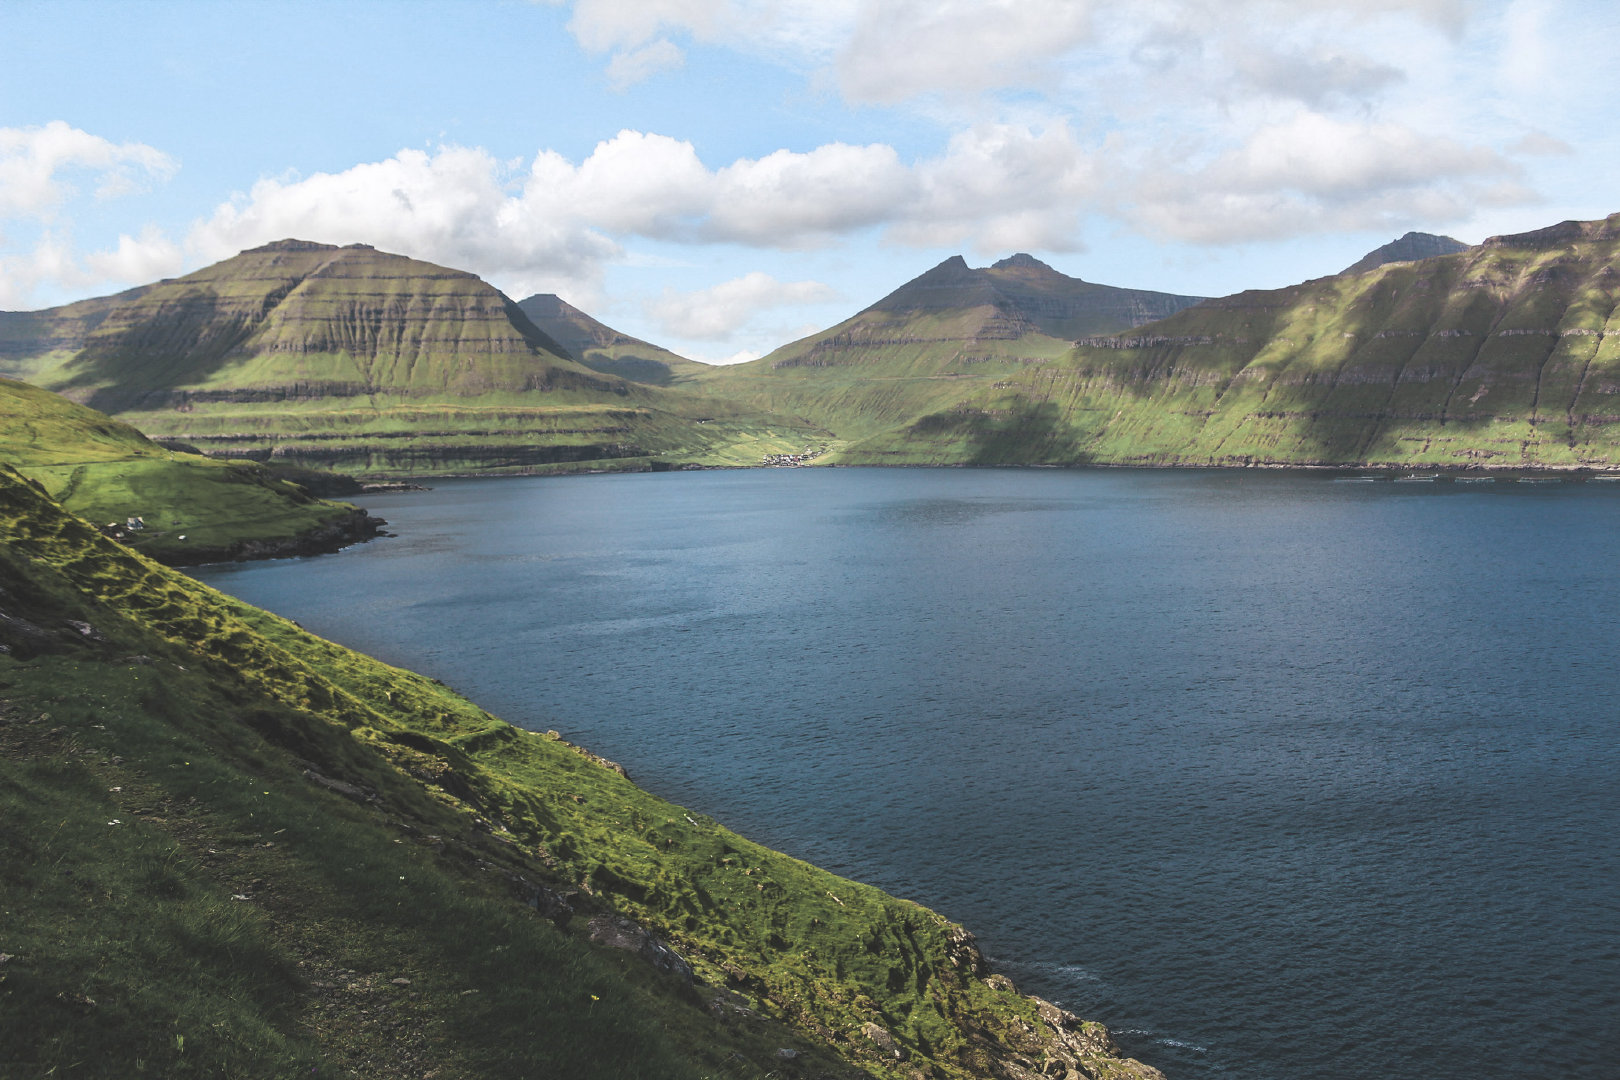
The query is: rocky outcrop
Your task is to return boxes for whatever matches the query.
[587,914,696,984]
[158,506,388,567]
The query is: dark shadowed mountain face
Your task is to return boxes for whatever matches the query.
[0,285,155,370]
[514,293,708,387]
[862,252,1207,340]
[1342,232,1470,275]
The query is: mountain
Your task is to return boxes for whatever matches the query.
[1,241,819,476]
[687,254,1208,445]
[0,376,379,563]
[516,293,711,386]
[858,253,1206,338]
[0,463,1164,1080]
[1343,231,1470,275]
[835,214,1620,468]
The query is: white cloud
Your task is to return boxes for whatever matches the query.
[0,226,184,309]
[1127,112,1524,244]
[605,38,686,87]
[186,145,622,302]
[708,142,914,244]
[562,0,733,51]
[837,0,1097,104]
[645,271,835,339]
[898,122,1099,252]
[0,121,176,220]
[83,225,184,285]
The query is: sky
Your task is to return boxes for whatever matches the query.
[2,0,1616,364]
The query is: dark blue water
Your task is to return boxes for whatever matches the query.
[193,469,1620,1080]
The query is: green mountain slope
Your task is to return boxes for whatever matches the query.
[688,254,1207,447]
[0,465,1164,1080]
[0,376,379,564]
[516,293,713,386]
[2,242,818,476]
[823,215,1620,469]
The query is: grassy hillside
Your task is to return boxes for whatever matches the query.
[0,464,1164,1080]
[687,255,1205,450]
[2,241,820,476]
[0,376,378,564]
[814,215,1620,469]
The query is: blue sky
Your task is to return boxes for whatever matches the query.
[3,0,1616,362]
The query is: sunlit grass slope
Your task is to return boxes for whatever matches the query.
[2,241,819,476]
[829,216,1620,468]
[0,466,1164,1080]
[686,254,1206,451]
[0,377,372,563]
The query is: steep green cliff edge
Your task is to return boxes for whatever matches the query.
[0,376,379,564]
[0,465,1163,1080]
[819,216,1620,468]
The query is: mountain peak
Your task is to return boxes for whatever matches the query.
[241,239,341,255]
[1343,232,1469,275]
[991,253,1056,273]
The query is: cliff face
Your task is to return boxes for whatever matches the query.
[0,463,1165,1080]
[817,214,1620,469]
[46,240,594,415]
[2,242,818,476]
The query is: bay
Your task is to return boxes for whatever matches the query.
[192,467,1620,1080]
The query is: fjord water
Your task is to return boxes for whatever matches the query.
[193,469,1620,1080]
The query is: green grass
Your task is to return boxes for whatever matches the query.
[0,377,370,562]
[0,465,1162,1080]
[3,242,823,477]
[735,215,1620,470]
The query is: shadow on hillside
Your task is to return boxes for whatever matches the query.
[908,400,1095,465]
[56,288,263,415]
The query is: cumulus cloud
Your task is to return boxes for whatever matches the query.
[1127,112,1523,244]
[0,121,176,219]
[898,122,1099,252]
[186,145,622,301]
[0,123,181,307]
[645,270,836,339]
[0,226,184,309]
